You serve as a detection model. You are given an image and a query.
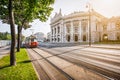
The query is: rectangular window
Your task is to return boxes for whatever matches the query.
[74,26,78,33]
[67,27,70,33]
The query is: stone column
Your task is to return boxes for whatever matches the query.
[54,27,56,43]
[87,20,89,42]
[56,26,58,43]
[50,28,53,43]
[63,23,67,43]
[60,23,63,43]
[52,27,54,43]
[59,24,61,43]
[79,21,82,42]
[70,21,74,42]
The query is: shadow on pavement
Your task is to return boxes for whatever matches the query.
[18,60,32,63]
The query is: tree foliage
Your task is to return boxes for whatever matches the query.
[0,0,54,65]
[0,0,54,25]
[0,32,11,40]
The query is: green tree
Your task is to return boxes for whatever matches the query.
[9,0,16,65]
[0,0,16,65]
[14,0,54,52]
[0,32,12,40]
[7,34,11,40]
[0,0,54,65]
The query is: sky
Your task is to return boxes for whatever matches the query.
[0,0,120,37]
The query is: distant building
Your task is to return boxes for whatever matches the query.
[47,32,51,42]
[34,32,45,42]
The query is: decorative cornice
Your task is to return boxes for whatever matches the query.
[50,10,106,25]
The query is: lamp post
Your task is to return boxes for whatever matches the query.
[86,3,92,46]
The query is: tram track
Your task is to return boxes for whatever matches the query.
[41,47,120,66]
[39,47,120,80]
[27,48,51,80]
[27,48,74,80]
[70,51,120,66]
[80,48,120,57]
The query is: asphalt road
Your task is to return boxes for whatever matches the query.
[0,46,10,59]
[40,45,120,79]
[28,48,108,80]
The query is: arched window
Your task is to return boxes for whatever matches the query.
[58,27,60,33]
[66,35,70,42]
[117,32,120,40]
[67,26,70,33]
[75,34,78,42]
[83,35,86,41]
[103,34,108,41]
[52,29,53,35]
[55,38,56,41]
[58,38,60,42]
[55,28,56,34]
[74,26,78,33]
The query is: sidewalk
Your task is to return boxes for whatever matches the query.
[75,44,120,50]
[90,44,120,50]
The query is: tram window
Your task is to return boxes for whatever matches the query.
[34,39,37,42]
[31,38,34,42]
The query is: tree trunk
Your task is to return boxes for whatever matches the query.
[8,0,16,66]
[17,25,22,52]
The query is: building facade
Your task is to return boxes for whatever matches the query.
[47,32,51,42]
[50,10,120,43]
[101,17,120,41]
[34,32,45,42]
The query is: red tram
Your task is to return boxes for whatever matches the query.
[25,35,38,48]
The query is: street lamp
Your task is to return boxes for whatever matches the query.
[86,3,92,46]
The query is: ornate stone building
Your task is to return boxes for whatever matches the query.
[101,17,120,41]
[50,10,105,43]
[50,9,120,43]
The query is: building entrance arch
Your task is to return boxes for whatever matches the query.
[103,34,108,41]
[74,34,78,42]
[66,35,70,42]
[83,35,86,41]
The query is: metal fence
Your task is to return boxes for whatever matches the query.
[0,40,11,47]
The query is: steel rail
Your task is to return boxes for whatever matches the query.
[39,47,120,80]
[32,48,74,80]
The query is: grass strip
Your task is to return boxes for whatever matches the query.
[0,48,38,80]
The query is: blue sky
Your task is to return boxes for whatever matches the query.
[0,0,120,37]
